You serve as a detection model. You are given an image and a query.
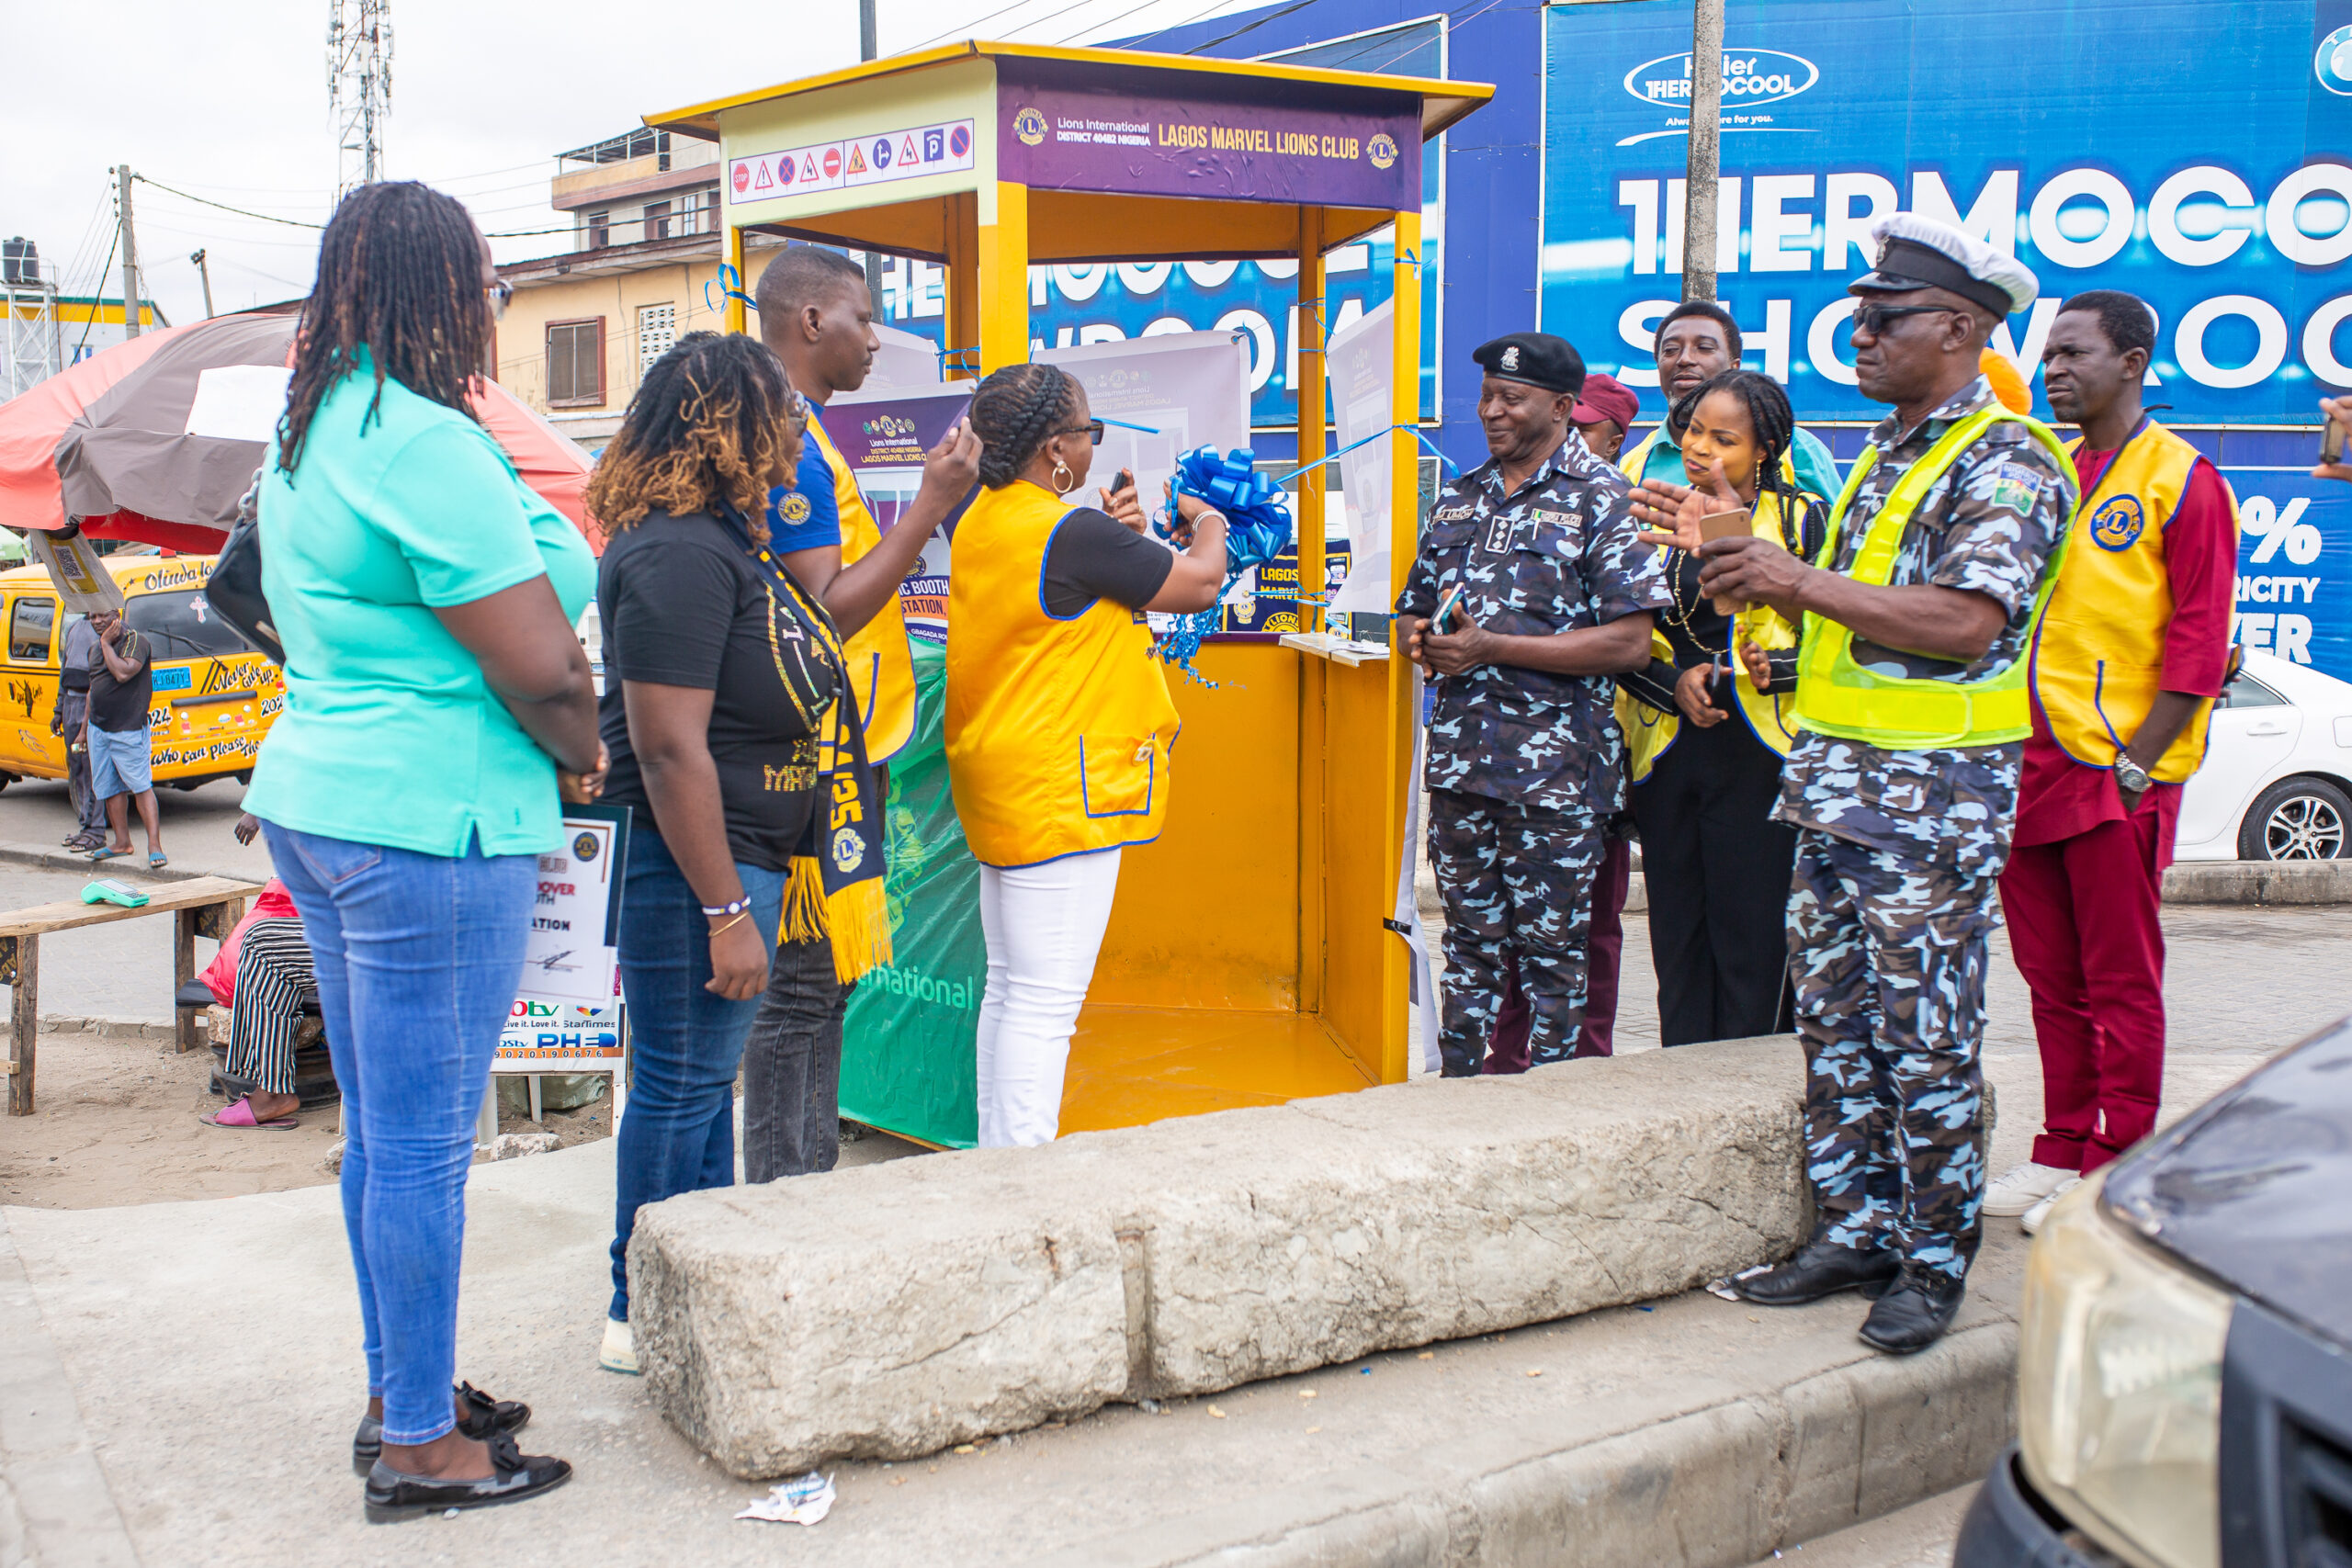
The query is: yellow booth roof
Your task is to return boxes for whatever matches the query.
[649,40,1492,144]
[647,40,1493,264]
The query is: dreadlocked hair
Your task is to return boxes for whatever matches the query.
[277,181,492,474]
[1672,368,1823,558]
[969,363,1076,490]
[584,332,801,536]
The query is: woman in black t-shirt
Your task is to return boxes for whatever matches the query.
[582,332,851,1375]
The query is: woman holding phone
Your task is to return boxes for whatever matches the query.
[944,362,1229,1146]
[1623,368,1827,1046]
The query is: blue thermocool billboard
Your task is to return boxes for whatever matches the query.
[1539,0,2352,426]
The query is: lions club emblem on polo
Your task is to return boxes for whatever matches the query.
[1013,107,1047,146]
[2089,494,2145,552]
[831,825,865,873]
[1499,344,1521,372]
[778,492,811,525]
[1367,132,1398,170]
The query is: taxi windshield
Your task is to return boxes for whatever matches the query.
[119,589,254,660]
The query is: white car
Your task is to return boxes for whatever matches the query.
[2175,649,2352,860]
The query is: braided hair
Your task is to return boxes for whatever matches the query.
[968,363,1076,490]
[583,332,801,537]
[1671,368,1823,558]
[277,181,492,473]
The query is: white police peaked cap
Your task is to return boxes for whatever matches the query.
[1850,212,2040,317]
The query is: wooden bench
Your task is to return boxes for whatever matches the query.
[1,875,263,1116]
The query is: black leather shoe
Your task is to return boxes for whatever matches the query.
[353,1382,533,1475]
[1736,1237,1901,1307]
[1858,1263,1967,1354]
[363,1429,571,1523]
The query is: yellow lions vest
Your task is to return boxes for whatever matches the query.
[1612,446,1809,784]
[805,406,919,764]
[2031,420,2235,783]
[1792,408,2075,750]
[944,482,1181,869]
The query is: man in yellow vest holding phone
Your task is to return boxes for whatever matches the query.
[748,245,982,1179]
[1694,215,2076,1355]
[1984,292,2238,1235]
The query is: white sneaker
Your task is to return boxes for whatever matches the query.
[1984,1161,2077,1218]
[2020,1177,2083,1236]
[600,1316,640,1375]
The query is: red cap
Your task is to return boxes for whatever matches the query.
[1572,373,1640,434]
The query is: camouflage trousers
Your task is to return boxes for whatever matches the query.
[1787,829,1997,1280]
[1429,788,1606,1075]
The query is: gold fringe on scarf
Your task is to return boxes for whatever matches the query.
[781,854,892,983]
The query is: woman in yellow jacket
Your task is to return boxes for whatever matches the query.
[945,363,1230,1146]
[1622,369,1826,1045]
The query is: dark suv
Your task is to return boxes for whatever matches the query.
[1954,1017,2352,1567]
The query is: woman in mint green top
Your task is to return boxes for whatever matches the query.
[247,182,596,1521]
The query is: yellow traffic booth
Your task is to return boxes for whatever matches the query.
[647,43,1491,1142]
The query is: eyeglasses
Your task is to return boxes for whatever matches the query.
[1849,302,1955,336]
[1056,419,1105,446]
[484,278,514,321]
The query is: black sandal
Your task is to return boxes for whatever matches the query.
[352,1382,533,1475]
[363,1427,571,1523]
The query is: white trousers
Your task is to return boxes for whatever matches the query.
[975,848,1122,1147]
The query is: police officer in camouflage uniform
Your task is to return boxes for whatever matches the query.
[1687,216,2076,1354]
[1397,333,1673,1076]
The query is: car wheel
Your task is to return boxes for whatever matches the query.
[2239,776,2352,861]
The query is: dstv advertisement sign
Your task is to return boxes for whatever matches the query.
[1540,0,2352,427]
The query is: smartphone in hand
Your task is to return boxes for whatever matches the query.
[1431,584,1469,633]
[2324,417,2346,467]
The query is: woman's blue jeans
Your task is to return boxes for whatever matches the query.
[264,822,533,1447]
[609,828,784,1322]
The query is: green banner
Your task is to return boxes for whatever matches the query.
[839,640,982,1148]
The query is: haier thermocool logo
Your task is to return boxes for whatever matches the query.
[1623,48,1818,107]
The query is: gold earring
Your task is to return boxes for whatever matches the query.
[1052,457,1075,491]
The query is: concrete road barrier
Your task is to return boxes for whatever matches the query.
[629,1037,1815,1478]
[2163,859,2352,905]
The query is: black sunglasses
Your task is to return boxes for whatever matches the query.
[1849,302,1957,336]
[1056,419,1105,446]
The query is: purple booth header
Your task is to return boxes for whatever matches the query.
[994,71,1419,211]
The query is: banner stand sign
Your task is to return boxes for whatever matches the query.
[489,805,631,1136]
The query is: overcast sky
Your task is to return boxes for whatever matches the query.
[6,0,1262,325]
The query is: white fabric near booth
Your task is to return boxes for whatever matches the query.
[1326,299,1397,617]
[1038,329,1252,531]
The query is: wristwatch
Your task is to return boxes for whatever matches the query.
[2114,750,2153,798]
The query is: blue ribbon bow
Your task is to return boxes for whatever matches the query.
[1149,445,1295,682]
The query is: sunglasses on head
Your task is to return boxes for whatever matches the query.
[1849,301,1956,336]
[1055,418,1105,446]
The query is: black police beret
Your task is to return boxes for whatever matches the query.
[1473,333,1585,395]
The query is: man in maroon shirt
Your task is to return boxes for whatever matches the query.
[1989,290,2239,1233]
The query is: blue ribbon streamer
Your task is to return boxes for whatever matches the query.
[1150,445,1295,685]
[702,262,756,318]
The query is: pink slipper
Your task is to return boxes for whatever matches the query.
[203,1096,298,1130]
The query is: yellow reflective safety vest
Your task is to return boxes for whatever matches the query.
[1792,408,2075,750]
[944,481,1181,870]
[1612,445,1811,784]
[2030,420,2236,783]
[805,406,920,765]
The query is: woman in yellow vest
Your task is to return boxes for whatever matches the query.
[1623,369,1826,1044]
[946,363,1230,1146]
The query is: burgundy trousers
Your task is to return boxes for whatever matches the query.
[1484,832,1630,1072]
[1997,812,2167,1171]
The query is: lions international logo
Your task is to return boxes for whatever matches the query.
[831,825,865,873]
[1013,107,1047,146]
[1367,132,1398,170]
[572,831,600,862]
[778,492,811,525]
[2090,494,2146,552]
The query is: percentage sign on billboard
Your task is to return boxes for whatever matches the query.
[2244,495,2323,566]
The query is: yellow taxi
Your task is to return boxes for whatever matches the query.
[0,554,280,791]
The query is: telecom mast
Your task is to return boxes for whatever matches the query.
[326,0,393,197]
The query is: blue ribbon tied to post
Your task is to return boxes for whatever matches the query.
[1149,445,1295,683]
[703,263,757,317]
